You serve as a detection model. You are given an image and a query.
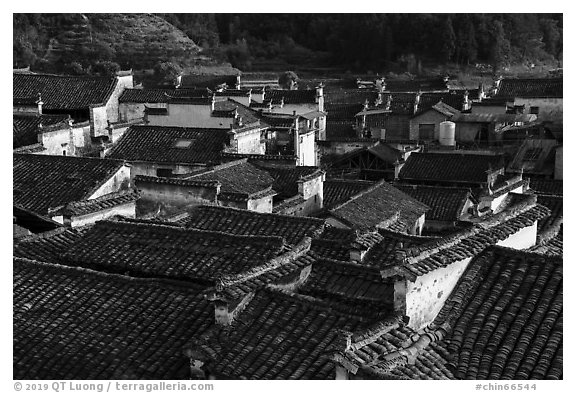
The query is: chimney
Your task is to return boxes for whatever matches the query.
[247,89,252,106]
[236,74,241,90]
[463,90,470,111]
[261,87,266,102]
[36,93,43,115]
[478,82,485,101]
[350,245,368,263]
[211,94,216,112]
[280,96,285,108]
[374,94,383,107]
[363,99,370,111]
[213,299,231,326]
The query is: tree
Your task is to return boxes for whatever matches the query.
[489,20,511,74]
[92,61,120,76]
[440,16,456,62]
[279,71,299,90]
[153,61,183,85]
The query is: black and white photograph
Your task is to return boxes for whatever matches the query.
[11,7,565,386]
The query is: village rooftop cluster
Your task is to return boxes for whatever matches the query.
[13,65,562,380]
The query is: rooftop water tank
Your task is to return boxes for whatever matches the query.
[439,121,456,146]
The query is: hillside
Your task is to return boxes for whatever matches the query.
[14,13,212,74]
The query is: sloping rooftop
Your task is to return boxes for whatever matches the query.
[323,179,375,209]
[335,246,562,380]
[13,257,213,379]
[495,77,563,98]
[264,89,317,104]
[186,160,275,198]
[329,180,429,232]
[13,114,70,148]
[13,204,62,234]
[529,177,563,196]
[451,113,537,123]
[399,152,504,184]
[297,258,394,312]
[13,73,118,110]
[49,190,140,217]
[106,125,229,165]
[119,88,209,103]
[57,218,289,283]
[195,287,385,379]
[13,154,125,215]
[417,92,465,114]
[13,227,86,263]
[255,165,323,199]
[181,205,325,246]
[394,185,472,221]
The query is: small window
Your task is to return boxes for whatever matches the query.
[157,168,174,177]
[530,106,539,115]
[174,139,195,148]
[62,150,67,156]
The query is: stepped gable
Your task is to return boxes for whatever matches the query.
[328,180,430,232]
[13,73,118,110]
[56,218,290,283]
[13,154,125,215]
[13,114,70,148]
[13,257,213,379]
[399,153,505,184]
[181,205,325,246]
[496,78,562,98]
[334,246,562,380]
[106,125,229,165]
[193,287,385,379]
[392,195,551,279]
[394,185,472,222]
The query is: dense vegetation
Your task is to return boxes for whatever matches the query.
[14,13,562,76]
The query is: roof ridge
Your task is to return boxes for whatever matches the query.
[191,204,325,224]
[98,217,288,244]
[14,256,207,292]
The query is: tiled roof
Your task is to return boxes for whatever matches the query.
[187,160,275,197]
[298,259,394,312]
[106,125,229,165]
[329,180,429,232]
[213,99,262,125]
[13,257,213,379]
[451,113,537,123]
[395,200,551,278]
[431,246,563,379]
[325,121,357,139]
[361,229,440,270]
[535,194,562,236]
[417,92,465,114]
[323,179,375,209]
[197,287,384,379]
[530,225,563,256]
[325,103,365,121]
[13,227,85,263]
[265,89,317,104]
[324,90,378,105]
[57,219,289,283]
[384,78,448,93]
[13,114,70,148]
[399,152,504,184]
[119,88,209,103]
[13,143,46,154]
[394,185,472,221]
[49,190,139,216]
[528,177,563,196]
[496,78,563,98]
[337,246,562,380]
[181,205,325,246]
[13,154,125,215]
[179,74,238,89]
[13,73,118,110]
[379,93,416,115]
[255,165,323,199]
[13,205,62,234]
